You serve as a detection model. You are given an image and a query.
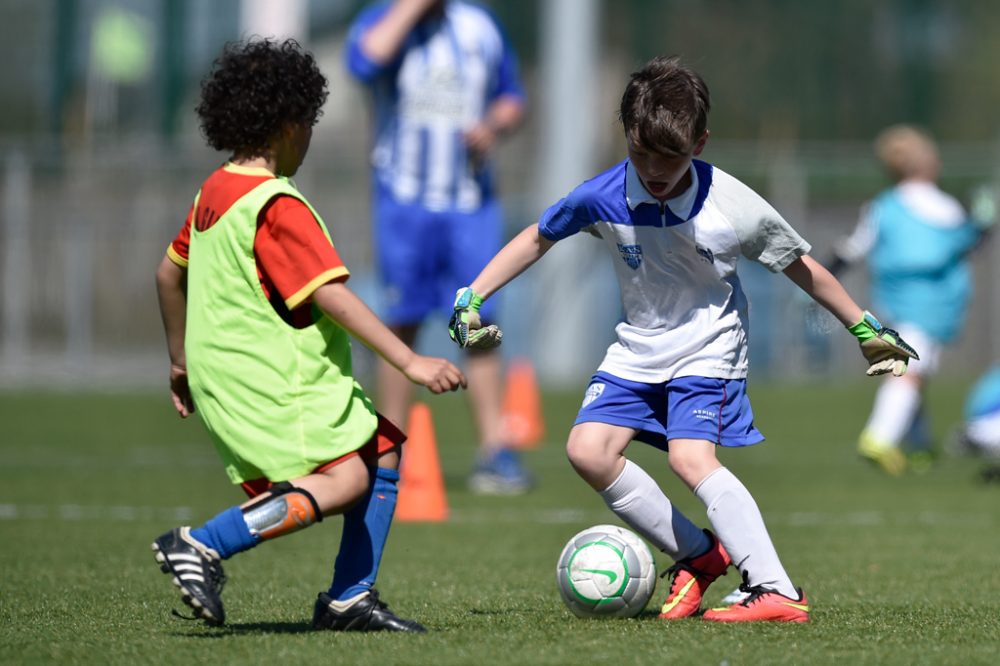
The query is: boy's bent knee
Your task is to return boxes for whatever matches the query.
[566,432,623,490]
[565,436,604,470]
[242,482,322,541]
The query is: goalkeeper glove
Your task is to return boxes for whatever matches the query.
[848,311,919,377]
[449,287,503,350]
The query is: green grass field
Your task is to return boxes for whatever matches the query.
[2,380,999,665]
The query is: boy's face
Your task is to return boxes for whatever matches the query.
[275,123,313,177]
[626,131,708,201]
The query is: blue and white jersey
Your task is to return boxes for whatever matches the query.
[837,181,980,342]
[539,159,810,382]
[346,1,525,213]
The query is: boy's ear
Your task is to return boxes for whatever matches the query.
[693,130,710,156]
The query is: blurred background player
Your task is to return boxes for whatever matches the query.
[152,38,465,632]
[450,56,917,622]
[951,363,1000,481]
[826,125,995,475]
[345,0,531,494]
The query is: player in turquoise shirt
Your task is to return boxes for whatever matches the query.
[829,125,993,474]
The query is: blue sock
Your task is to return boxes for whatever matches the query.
[190,506,259,559]
[328,466,399,601]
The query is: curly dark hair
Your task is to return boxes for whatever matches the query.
[196,39,328,156]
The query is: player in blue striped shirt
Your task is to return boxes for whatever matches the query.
[346,0,529,493]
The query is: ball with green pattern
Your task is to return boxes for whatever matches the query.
[555,524,656,618]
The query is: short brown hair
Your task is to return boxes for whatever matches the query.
[619,56,710,156]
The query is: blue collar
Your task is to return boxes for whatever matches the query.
[625,159,713,225]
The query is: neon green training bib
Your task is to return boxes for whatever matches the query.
[185,176,377,483]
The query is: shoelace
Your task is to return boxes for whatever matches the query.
[368,589,386,610]
[205,559,227,595]
[170,609,203,622]
[734,570,770,607]
[659,561,710,595]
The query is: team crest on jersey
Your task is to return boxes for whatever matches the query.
[617,243,643,270]
[582,382,606,408]
[695,244,715,264]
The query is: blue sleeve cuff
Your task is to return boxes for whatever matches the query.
[345,41,383,83]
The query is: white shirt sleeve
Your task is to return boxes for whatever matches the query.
[712,169,812,272]
[835,204,877,263]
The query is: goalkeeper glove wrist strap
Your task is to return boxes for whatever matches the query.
[455,288,484,311]
[847,310,882,343]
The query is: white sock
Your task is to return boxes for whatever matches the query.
[864,379,921,447]
[600,459,708,560]
[694,467,797,598]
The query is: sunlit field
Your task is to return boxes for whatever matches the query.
[2,380,998,665]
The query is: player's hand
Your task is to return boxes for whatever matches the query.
[169,364,195,417]
[449,287,503,349]
[403,355,467,393]
[464,122,498,161]
[848,311,920,377]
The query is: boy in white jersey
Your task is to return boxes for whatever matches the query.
[449,56,918,622]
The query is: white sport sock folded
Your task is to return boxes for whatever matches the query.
[864,379,921,447]
[694,467,797,598]
[600,459,708,561]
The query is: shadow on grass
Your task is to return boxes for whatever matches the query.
[170,621,313,637]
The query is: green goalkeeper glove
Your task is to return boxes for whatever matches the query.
[848,311,920,377]
[449,287,503,350]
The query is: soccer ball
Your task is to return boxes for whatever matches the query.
[555,524,657,618]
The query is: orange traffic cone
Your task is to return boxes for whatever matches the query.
[502,357,545,449]
[396,402,448,522]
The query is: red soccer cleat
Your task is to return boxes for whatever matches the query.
[702,585,810,623]
[658,530,731,619]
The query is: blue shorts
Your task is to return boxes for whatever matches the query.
[374,187,502,326]
[574,372,765,450]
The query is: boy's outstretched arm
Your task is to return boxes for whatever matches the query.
[450,224,555,348]
[782,255,863,327]
[783,255,919,376]
[313,281,466,394]
[156,255,195,417]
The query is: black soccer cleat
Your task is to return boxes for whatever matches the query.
[151,527,227,626]
[312,589,427,633]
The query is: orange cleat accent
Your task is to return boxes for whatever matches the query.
[702,586,810,623]
[658,530,731,620]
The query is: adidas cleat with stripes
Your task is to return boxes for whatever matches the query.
[151,527,227,626]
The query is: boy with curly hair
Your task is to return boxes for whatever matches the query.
[450,56,917,622]
[152,38,465,632]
